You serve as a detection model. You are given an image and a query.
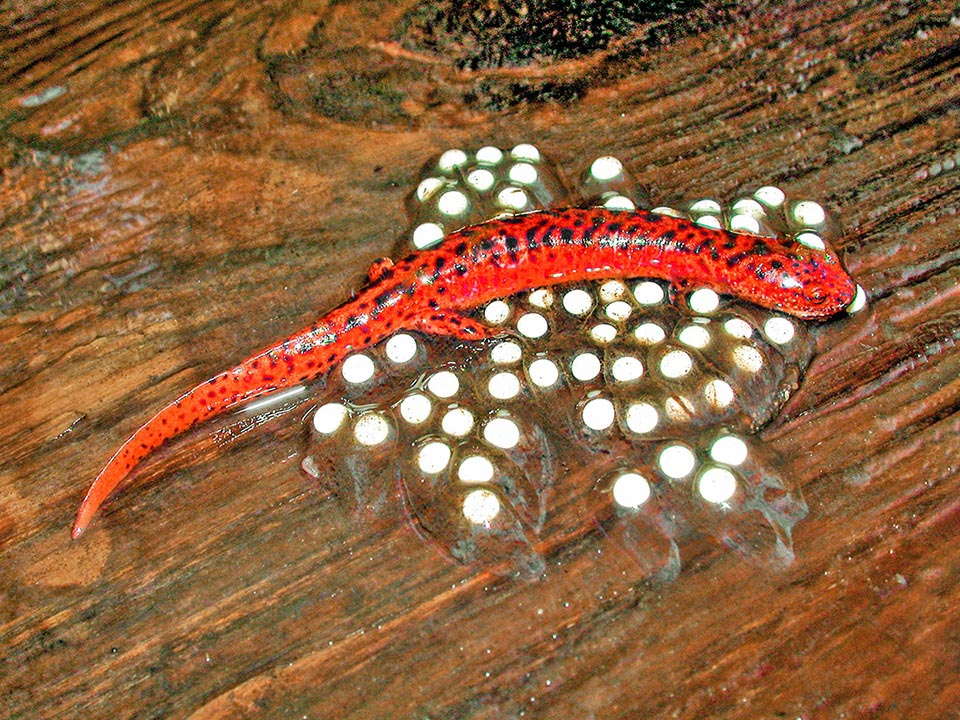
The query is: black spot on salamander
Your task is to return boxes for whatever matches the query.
[435,257,446,270]
[526,235,540,251]
[345,315,360,330]
[723,231,740,246]
[505,235,519,251]
[428,299,439,309]
[726,251,750,268]
[374,291,392,308]
[750,239,771,256]
[455,242,468,256]
[723,239,738,250]
[606,222,622,235]
[710,247,720,261]
[480,239,494,251]
[573,217,584,227]
[591,214,604,226]
[437,286,446,294]
[559,227,574,244]
[454,263,468,276]
[771,260,784,270]
[542,232,556,248]
[509,251,519,264]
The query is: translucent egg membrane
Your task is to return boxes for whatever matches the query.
[299,144,860,579]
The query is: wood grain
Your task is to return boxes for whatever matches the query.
[1,1,958,718]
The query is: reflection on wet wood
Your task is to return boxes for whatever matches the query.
[1,1,958,718]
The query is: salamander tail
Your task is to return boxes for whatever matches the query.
[71,358,277,540]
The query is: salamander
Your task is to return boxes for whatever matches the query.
[71,207,856,538]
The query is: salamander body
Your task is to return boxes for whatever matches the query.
[72,208,856,538]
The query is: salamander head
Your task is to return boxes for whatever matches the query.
[744,245,857,320]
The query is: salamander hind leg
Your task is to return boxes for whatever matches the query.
[414,311,501,341]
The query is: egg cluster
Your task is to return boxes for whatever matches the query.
[300,144,864,578]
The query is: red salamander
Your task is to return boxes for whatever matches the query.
[72,208,856,538]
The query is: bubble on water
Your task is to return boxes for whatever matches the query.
[441,407,474,437]
[659,444,696,479]
[491,341,522,364]
[528,357,560,387]
[462,489,501,525]
[426,370,459,398]
[484,300,511,324]
[582,396,616,430]
[634,281,664,305]
[571,352,602,381]
[437,149,468,171]
[313,403,348,434]
[386,334,418,363]
[342,354,376,384]
[459,455,495,484]
[488,372,521,400]
[418,441,452,474]
[399,393,432,424]
[698,466,738,503]
[353,413,390,446]
[563,289,594,316]
[517,312,549,338]
[611,472,652,509]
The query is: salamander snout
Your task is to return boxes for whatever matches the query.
[750,253,856,320]
[788,264,857,319]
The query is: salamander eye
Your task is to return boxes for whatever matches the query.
[802,285,828,304]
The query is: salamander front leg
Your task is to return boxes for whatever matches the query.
[668,280,694,313]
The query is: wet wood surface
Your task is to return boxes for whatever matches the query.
[2,1,958,718]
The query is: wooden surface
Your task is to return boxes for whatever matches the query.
[2,1,959,718]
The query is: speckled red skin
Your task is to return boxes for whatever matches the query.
[72,208,856,538]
